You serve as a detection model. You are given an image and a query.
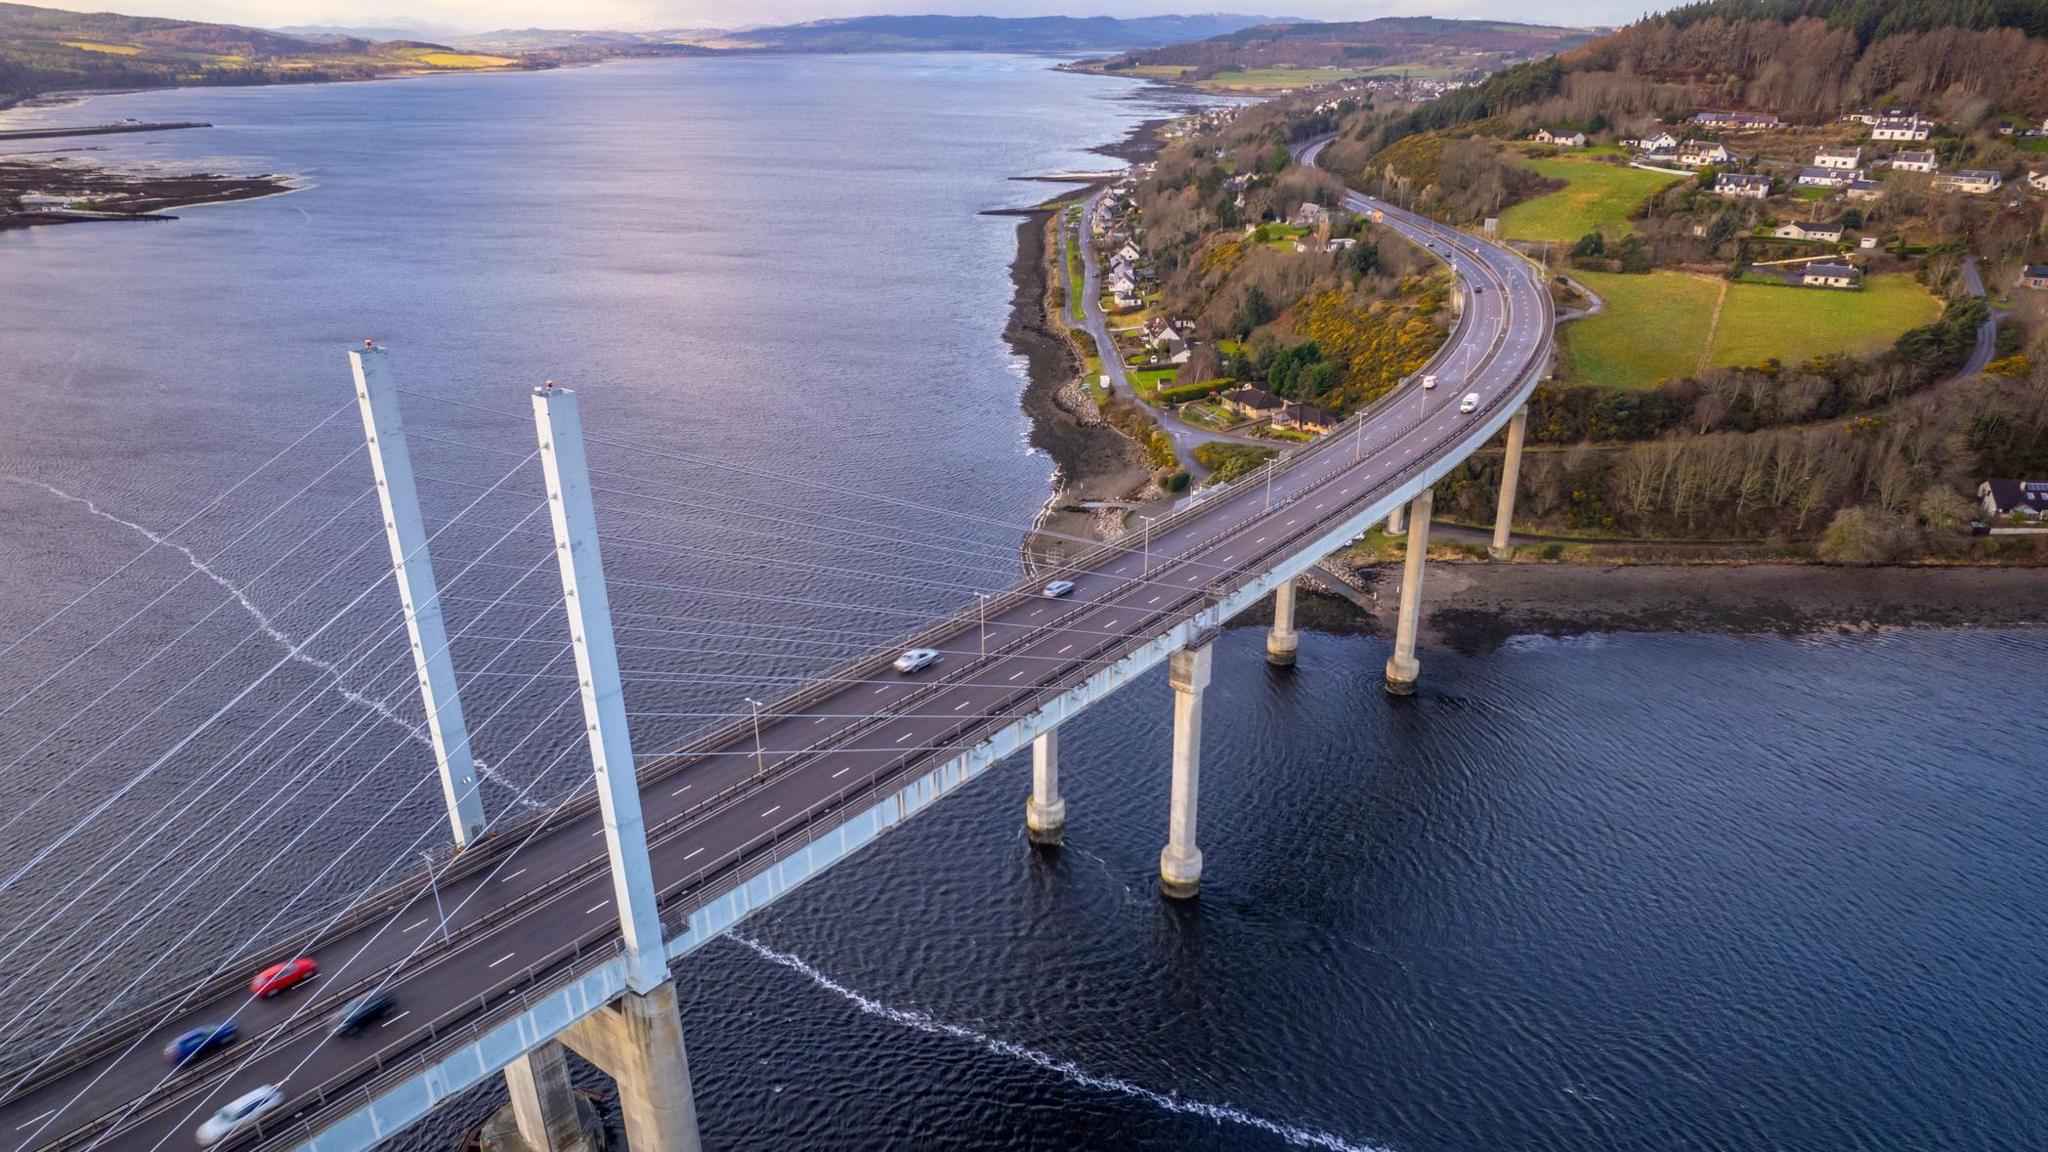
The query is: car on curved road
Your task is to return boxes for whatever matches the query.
[1459,393,1480,414]
[250,956,316,998]
[1042,580,1075,598]
[1421,374,1438,390]
[196,1084,285,1146]
[893,648,938,674]
[163,1021,237,1066]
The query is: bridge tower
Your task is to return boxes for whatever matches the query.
[1159,641,1213,898]
[1024,728,1066,844]
[1384,489,1434,695]
[533,382,704,1152]
[352,346,604,1152]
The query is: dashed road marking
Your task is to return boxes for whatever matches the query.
[832,766,851,778]
[895,732,912,743]
[1010,670,1027,680]
[685,846,705,860]
[16,1110,56,1131]
[586,900,609,914]
[761,805,781,819]
[488,952,516,969]
[381,1011,410,1028]
[500,868,526,883]
[672,783,692,796]
[955,700,970,710]
[402,918,428,933]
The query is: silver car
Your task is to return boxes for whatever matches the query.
[893,648,938,673]
[197,1084,285,1147]
[1042,579,1075,598]
[1459,392,1480,414]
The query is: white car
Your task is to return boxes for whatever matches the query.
[197,1085,285,1147]
[893,648,939,673]
[1042,579,1075,598]
[1459,392,1480,414]
[1421,373,1438,390]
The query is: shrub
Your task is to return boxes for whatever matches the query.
[1193,442,1278,484]
[1540,542,1566,560]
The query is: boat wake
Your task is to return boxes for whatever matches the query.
[729,933,1392,1152]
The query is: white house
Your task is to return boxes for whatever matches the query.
[1937,170,2003,194]
[1676,141,1731,168]
[1534,128,1588,147]
[2028,170,2048,192]
[1891,150,1938,173]
[1979,479,2048,519]
[1774,219,1845,242]
[1871,115,1931,141]
[1695,111,1781,130]
[1116,241,1141,263]
[1814,146,1863,170]
[1797,166,1855,189]
[1847,179,1885,201]
[1798,262,1862,289]
[1638,131,1680,152]
[1713,172,1772,199]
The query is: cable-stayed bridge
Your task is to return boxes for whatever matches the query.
[0,160,1550,1152]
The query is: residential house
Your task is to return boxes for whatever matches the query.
[1324,237,1358,252]
[1891,150,1938,173]
[1713,172,1772,199]
[1115,241,1141,264]
[2029,170,2048,192]
[1220,385,1283,420]
[1814,146,1863,170]
[1797,167,1855,189]
[1534,128,1587,147]
[1637,131,1680,152]
[1773,219,1845,242]
[1937,170,2003,194]
[1694,111,1780,129]
[1797,262,1862,289]
[1847,179,1885,201]
[1871,115,1931,141]
[1676,141,1732,168]
[1274,401,1337,434]
[1859,236,1880,249]
[2020,265,2048,290]
[1290,202,1326,228]
[1978,479,2048,519]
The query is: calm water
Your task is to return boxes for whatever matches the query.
[2,57,2045,1152]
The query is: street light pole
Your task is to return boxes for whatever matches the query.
[976,593,988,657]
[422,850,448,944]
[745,697,765,779]
[1265,458,1276,511]
[1141,514,1156,576]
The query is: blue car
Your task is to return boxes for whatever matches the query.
[164,1021,237,1066]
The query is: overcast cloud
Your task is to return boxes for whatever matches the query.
[27,0,1659,36]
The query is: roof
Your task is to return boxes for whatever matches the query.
[1798,167,1845,180]
[1280,401,1335,426]
[1802,262,1860,277]
[1895,150,1935,161]
[1954,169,2002,180]
[1982,479,2048,513]
[1223,385,1282,411]
[2023,265,2048,278]
[1716,172,1769,186]
[1818,146,1862,158]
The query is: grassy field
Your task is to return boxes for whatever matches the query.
[1200,67,1373,91]
[1499,152,1686,242]
[1562,270,1942,390]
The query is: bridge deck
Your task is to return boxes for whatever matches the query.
[0,168,1551,1152]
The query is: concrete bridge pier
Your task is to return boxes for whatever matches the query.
[1024,728,1066,845]
[560,982,702,1152]
[1384,489,1434,696]
[502,1042,596,1152]
[1159,642,1213,899]
[1266,578,1299,667]
[1489,406,1528,559]
[1384,502,1406,536]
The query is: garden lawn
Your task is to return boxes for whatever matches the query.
[1706,273,1941,369]
[1562,270,1944,390]
[1559,271,1718,390]
[1499,153,1686,242]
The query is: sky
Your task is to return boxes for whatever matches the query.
[22,0,1658,36]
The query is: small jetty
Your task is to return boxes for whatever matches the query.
[0,121,211,142]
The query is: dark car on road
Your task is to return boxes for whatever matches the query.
[331,991,396,1037]
[163,1021,237,1066]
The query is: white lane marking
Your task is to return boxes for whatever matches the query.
[955,700,971,711]
[873,686,889,695]
[593,828,604,837]
[489,952,516,968]
[685,846,705,860]
[1221,555,1234,562]
[1148,595,1161,604]
[402,918,428,933]
[761,805,782,819]
[380,1010,411,1028]
[586,900,609,914]
[813,716,828,725]
[672,783,692,796]
[895,732,913,743]
[1057,643,1072,654]
[832,766,851,778]
[1029,608,1043,617]
[1010,670,1027,681]
[500,868,526,883]
[17,1109,56,1130]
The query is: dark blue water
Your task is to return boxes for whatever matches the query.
[2,57,2045,1152]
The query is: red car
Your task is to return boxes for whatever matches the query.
[250,956,317,998]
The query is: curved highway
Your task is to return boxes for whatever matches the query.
[0,138,1552,1152]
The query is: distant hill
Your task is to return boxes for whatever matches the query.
[0,1,519,106]
[673,14,1302,53]
[1076,16,1598,91]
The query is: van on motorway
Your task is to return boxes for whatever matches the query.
[1420,374,1438,390]
[1459,393,1480,414]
